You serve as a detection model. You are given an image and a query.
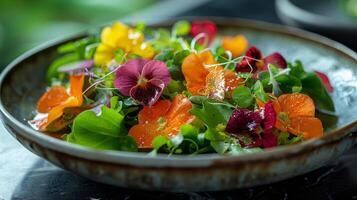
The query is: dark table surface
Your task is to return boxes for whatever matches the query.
[1,0,357,199]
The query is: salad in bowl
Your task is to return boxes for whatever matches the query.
[30,20,335,156]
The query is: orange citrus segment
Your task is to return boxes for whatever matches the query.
[277,93,315,118]
[138,100,171,123]
[288,116,323,139]
[37,86,70,113]
[221,34,248,58]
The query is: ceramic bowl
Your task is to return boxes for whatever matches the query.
[276,0,357,48]
[1,18,357,191]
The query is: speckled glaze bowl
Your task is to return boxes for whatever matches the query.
[1,18,357,192]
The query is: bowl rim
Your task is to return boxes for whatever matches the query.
[1,17,357,168]
[275,0,357,31]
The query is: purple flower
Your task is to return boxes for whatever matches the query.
[236,46,287,73]
[225,102,278,148]
[261,102,278,148]
[114,59,171,106]
[262,102,276,131]
[225,108,262,135]
[263,52,287,69]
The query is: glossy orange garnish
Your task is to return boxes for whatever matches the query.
[182,51,242,100]
[37,74,85,131]
[221,34,248,58]
[37,86,70,113]
[129,94,195,148]
[224,70,244,98]
[272,93,323,139]
[182,51,214,96]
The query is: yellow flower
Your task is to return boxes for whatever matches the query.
[94,22,155,66]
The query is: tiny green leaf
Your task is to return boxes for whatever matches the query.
[190,98,233,128]
[288,60,306,79]
[301,72,335,112]
[152,135,169,150]
[172,20,191,36]
[173,50,190,65]
[253,80,269,103]
[232,86,253,108]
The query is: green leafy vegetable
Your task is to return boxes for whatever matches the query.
[46,53,79,83]
[288,60,306,79]
[253,80,270,103]
[277,131,302,145]
[301,73,335,112]
[150,124,208,155]
[190,98,233,128]
[66,105,137,151]
[275,74,302,93]
[172,20,191,36]
[232,86,253,108]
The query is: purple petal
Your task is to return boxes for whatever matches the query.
[129,79,165,106]
[263,52,287,69]
[58,60,94,73]
[114,59,150,95]
[262,101,276,131]
[141,60,171,86]
[261,131,278,148]
[236,46,263,73]
[226,108,263,135]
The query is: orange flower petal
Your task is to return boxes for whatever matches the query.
[128,123,160,149]
[69,74,85,104]
[277,93,315,118]
[129,94,195,148]
[45,74,85,127]
[205,67,225,100]
[164,95,195,137]
[138,100,171,123]
[224,70,243,98]
[288,116,323,139]
[272,99,288,132]
[37,86,70,113]
[182,51,216,95]
[221,34,248,58]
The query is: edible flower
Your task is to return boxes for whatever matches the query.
[315,71,333,92]
[182,51,243,100]
[129,94,195,148]
[236,46,287,73]
[114,59,171,106]
[221,34,248,58]
[225,101,278,148]
[190,20,217,46]
[35,74,85,131]
[94,22,155,66]
[273,93,323,139]
[225,108,262,134]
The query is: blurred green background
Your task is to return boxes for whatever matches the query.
[1,0,355,69]
[0,0,155,68]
